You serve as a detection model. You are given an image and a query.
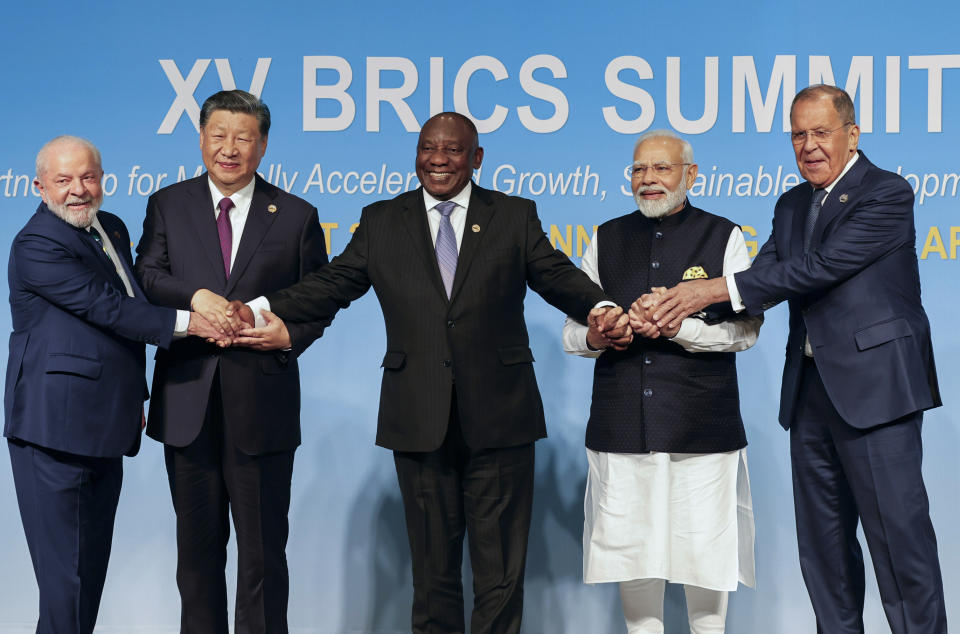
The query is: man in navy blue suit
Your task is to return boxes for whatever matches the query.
[4,136,222,634]
[633,85,945,633]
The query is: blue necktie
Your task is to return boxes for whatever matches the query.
[434,201,458,298]
[803,188,827,253]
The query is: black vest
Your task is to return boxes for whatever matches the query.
[587,203,747,453]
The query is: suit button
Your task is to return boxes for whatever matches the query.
[643,388,653,397]
[651,261,660,269]
[655,231,663,239]
[644,357,653,365]
[442,360,451,367]
[447,320,455,328]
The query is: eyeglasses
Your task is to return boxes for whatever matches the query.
[628,162,691,178]
[790,123,854,145]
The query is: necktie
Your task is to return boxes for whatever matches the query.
[803,188,827,252]
[434,201,458,298]
[217,197,234,278]
[88,227,111,262]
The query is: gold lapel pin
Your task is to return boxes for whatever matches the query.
[113,231,122,239]
[267,204,278,213]
[838,194,848,203]
[471,224,480,233]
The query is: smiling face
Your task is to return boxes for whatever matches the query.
[415,114,483,200]
[630,136,697,218]
[790,94,859,188]
[200,109,268,196]
[35,139,103,229]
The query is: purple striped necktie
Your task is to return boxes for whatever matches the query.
[434,200,458,298]
[217,197,234,278]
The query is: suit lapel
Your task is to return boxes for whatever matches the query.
[37,206,125,291]
[811,151,869,249]
[790,188,813,258]
[183,175,226,284]
[399,189,450,300]
[226,176,279,295]
[99,215,146,300]
[449,185,494,303]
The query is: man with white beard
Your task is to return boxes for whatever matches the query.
[562,130,761,634]
[4,136,221,634]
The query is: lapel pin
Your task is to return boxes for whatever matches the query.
[472,224,480,233]
[838,194,848,203]
[267,204,278,213]
[113,231,122,239]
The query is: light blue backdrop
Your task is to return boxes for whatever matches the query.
[0,1,956,632]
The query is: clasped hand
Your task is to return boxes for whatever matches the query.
[587,306,634,351]
[187,291,291,350]
[627,287,680,339]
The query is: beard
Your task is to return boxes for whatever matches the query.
[634,180,688,219]
[47,194,101,229]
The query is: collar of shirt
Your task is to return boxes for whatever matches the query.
[208,176,255,268]
[422,181,472,214]
[820,152,859,201]
[422,181,472,249]
[208,176,256,220]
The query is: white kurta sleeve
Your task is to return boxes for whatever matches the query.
[670,226,763,353]
[563,232,604,358]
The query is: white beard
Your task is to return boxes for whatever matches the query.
[48,195,101,229]
[634,181,688,219]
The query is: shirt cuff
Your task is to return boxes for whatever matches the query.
[246,296,271,328]
[668,318,698,346]
[173,309,191,337]
[593,300,617,310]
[725,275,745,312]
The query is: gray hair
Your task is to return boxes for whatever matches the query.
[36,135,102,178]
[791,84,857,125]
[633,129,694,164]
[199,90,271,136]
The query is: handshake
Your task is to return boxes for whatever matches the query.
[586,287,685,352]
[185,289,291,351]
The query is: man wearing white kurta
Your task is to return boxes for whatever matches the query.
[563,130,760,634]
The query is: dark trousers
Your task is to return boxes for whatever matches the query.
[164,379,296,634]
[791,359,946,634]
[8,438,123,634]
[394,399,535,634]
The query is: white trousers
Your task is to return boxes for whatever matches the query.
[619,578,728,634]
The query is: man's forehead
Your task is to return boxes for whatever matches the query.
[48,144,99,169]
[634,137,683,161]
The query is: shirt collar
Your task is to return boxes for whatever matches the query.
[820,152,859,195]
[208,176,256,212]
[423,181,472,213]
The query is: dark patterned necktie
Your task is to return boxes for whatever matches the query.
[217,197,234,278]
[89,227,111,262]
[434,201,458,298]
[803,188,827,253]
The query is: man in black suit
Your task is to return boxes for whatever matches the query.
[635,85,945,633]
[231,112,624,633]
[134,90,329,633]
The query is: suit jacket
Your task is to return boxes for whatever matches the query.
[4,205,176,457]
[134,174,329,454]
[268,184,609,452]
[735,152,941,430]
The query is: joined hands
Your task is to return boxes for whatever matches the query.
[186,292,291,350]
[587,306,634,351]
